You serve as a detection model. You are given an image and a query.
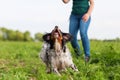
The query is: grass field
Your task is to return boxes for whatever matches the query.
[0,41,120,80]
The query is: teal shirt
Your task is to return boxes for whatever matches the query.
[72,0,89,15]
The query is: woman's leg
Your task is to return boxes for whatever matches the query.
[79,17,91,57]
[69,14,80,56]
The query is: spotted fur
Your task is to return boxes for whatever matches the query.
[40,26,78,76]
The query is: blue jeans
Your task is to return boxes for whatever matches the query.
[69,14,91,57]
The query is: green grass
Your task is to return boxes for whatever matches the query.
[0,41,120,80]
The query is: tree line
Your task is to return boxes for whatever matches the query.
[0,27,43,41]
[1,27,120,42]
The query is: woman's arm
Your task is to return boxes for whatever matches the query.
[62,0,70,4]
[82,0,94,22]
[87,0,94,16]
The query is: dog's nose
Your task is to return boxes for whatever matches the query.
[54,26,59,32]
[55,26,58,29]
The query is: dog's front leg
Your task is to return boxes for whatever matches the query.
[45,62,51,73]
[51,64,61,76]
[53,68,61,76]
[60,60,67,72]
[51,57,61,76]
[70,64,78,72]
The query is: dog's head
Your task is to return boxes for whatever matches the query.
[43,26,72,52]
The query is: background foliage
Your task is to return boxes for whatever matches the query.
[0,27,43,41]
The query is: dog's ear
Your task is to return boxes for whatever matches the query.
[43,33,51,42]
[62,33,72,42]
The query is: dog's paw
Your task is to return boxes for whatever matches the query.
[46,68,51,74]
[74,68,79,72]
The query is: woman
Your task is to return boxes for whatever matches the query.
[62,0,94,62]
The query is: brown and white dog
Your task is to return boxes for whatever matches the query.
[40,26,78,76]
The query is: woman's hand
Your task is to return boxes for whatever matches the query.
[82,13,90,22]
[62,0,70,4]
[82,0,94,22]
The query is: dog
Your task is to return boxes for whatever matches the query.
[40,26,78,76]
